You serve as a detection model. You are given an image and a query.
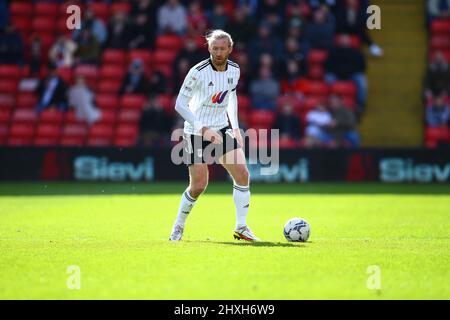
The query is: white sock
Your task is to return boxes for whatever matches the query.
[233,184,250,229]
[175,188,197,226]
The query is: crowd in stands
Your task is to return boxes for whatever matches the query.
[0,0,382,148]
[425,0,450,147]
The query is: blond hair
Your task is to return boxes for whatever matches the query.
[206,29,233,48]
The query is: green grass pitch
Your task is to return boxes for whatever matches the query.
[0,182,449,299]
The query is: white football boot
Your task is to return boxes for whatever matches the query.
[169,224,184,241]
[233,225,261,241]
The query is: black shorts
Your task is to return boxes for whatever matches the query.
[183,127,240,166]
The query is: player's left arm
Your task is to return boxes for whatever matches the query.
[227,73,243,146]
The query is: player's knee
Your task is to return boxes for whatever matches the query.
[190,180,208,198]
[235,166,250,186]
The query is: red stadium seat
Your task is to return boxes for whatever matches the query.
[0,123,8,143]
[97,80,121,94]
[100,65,126,80]
[87,137,112,147]
[34,136,59,146]
[96,94,120,110]
[7,136,33,146]
[63,124,88,138]
[113,136,136,147]
[0,80,18,94]
[237,95,251,113]
[60,136,85,147]
[16,93,38,109]
[117,109,141,124]
[425,126,450,146]
[10,2,33,16]
[430,35,450,51]
[11,17,31,35]
[34,3,59,16]
[153,49,177,65]
[111,2,131,14]
[10,123,35,138]
[276,95,303,114]
[334,34,361,48]
[296,80,329,97]
[56,18,73,36]
[156,35,183,51]
[116,124,138,139]
[156,94,173,114]
[0,65,22,80]
[249,111,275,129]
[57,67,74,84]
[74,64,99,81]
[87,2,110,21]
[308,50,329,66]
[302,96,325,112]
[97,109,116,124]
[121,94,146,110]
[13,109,38,123]
[330,81,357,99]
[32,17,56,33]
[430,19,450,35]
[89,124,114,139]
[308,65,325,80]
[128,50,152,67]
[40,109,65,124]
[102,49,126,65]
[36,124,61,138]
[0,94,15,110]
[0,109,11,124]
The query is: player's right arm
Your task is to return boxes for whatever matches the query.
[175,68,222,144]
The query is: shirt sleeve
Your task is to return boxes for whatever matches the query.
[175,68,203,134]
[179,68,200,98]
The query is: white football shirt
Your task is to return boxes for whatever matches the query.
[178,58,240,135]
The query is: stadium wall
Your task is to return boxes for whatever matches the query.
[1,147,449,183]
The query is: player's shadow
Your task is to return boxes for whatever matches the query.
[192,240,308,248]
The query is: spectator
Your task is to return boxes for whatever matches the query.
[0,0,9,30]
[248,23,284,69]
[304,103,335,147]
[157,0,188,35]
[74,29,101,65]
[209,3,228,30]
[328,94,360,147]
[73,8,107,45]
[425,51,450,98]
[173,57,191,94]
[335,0,383,57]
[187,1,208,36]
[225,6,257,47]
[29,36,42,77]
[302,5,335,53]
[68,75,101,126]
[281,59,303,93]
[274,102,302,140]
[428,0,450,20]
[148,70,168,95]
[106,10,131,49]
[129,9,155,49]
[139,96,173,146]
[120,59,150,95]
[131,0,158,38]
[173,37,204,69]
[49,35,77,68]
[325,34,367,112]
[249,67,280,110]
[35,64,68,113]
[256,0,285,35]
[426,94,450,127]
[0,23,23,64]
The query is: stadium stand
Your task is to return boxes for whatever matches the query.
[0,0,377,148]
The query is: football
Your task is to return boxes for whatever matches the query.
[284,218,310,242]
